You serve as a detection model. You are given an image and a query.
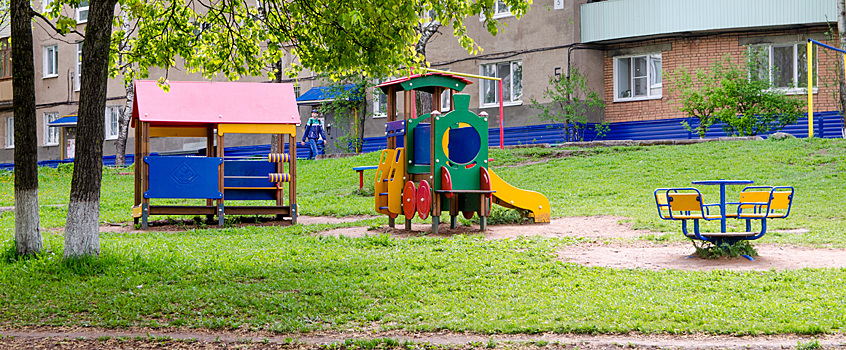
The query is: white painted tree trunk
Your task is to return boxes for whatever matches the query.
[64,201,100,258]
[14,189,41,256]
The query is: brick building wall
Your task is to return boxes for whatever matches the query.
[603,27,841,123]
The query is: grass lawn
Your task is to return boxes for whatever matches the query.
[0,138,845,335]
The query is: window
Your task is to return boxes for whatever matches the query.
[43,45,58,78]
[480,60,522,107]
[614,53,662,101]
[4,116,12,149]
[42,0,52,13]
[493,0,511,18]
[440,89,451,112]
[43,112,60,146]
[372,79,388,118]
[74,41,82,91]
[748,43,817,92]
[75,0,88,23]
[105,105,121,140]
[0,39,10,79]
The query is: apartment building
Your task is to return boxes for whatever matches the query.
[581,0,842,124]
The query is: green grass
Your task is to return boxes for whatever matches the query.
[1,138,846,335]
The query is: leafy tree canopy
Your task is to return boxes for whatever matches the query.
[43,0,531,83]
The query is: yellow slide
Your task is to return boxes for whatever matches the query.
[488,169,551,223]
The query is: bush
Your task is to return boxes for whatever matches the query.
[670,54,804,137]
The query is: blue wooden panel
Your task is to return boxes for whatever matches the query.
[448,126,481,164]
[144,156,223,199]
[413,123,431,165]
[224,160,278,200]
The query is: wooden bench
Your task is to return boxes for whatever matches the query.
[352,165,379,190]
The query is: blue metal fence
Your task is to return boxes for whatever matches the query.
[1,112,842,171]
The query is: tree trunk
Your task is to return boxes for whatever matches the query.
[11,0,42,256]
[115,80,133,166]
[838,0,846,133]
[64,0,117,259]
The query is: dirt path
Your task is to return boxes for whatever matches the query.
[319,217,846,271]
[1,328,843,349]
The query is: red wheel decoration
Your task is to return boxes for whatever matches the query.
[480,167,492,199]
[440,166,453,199]
[462,211,475,220]
[416,180,431,220]
[402,181,417,220]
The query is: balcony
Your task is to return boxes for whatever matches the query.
[581,0,837,43]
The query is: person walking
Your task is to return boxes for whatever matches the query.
[301,109,326,160]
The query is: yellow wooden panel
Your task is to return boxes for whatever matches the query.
[739,191,771,209]
[770,192,792,210]
[218,124,296,136]
[668,193,702,212]
[149,126,207,138]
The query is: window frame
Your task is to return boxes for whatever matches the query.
[4,116,13,149]
[372,79,389,119]
[0,39,10,80]
[43,44,58,78]
[74,41,82,91]
[613,53,663,102]
[43,112,60,146]
[75,0,88,23]
[105,105,121,140]
[479,60,523,108]
[748,43,818,94]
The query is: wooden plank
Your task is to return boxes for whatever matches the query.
[134,121,142,206]
[276,132,284,207]
[206,125,215,207]
[217,131,225,211]
[387,86,397,150]
[435,190,496,194]
[225,206,291,216]
[289,133,297,224]
[149,126,207,138]
[149,205,217,216]
[685,231,758,237]
[141,122,150,208]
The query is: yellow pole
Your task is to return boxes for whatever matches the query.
[807,41,814,138]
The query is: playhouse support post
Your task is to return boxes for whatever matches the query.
[205,125,215,221]
[449,195,458,229]
[405,217,411,231]
[133,122,142,225]
[216,130,225,227]
[140,122,150,229]
[289,133,297,225]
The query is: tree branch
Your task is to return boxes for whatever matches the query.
[30,8,86,38]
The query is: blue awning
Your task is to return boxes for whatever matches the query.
[49,115,77,127]
[296,84,361,106]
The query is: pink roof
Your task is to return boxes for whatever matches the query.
[132,80,300,126]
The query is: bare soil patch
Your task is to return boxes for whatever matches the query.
[557,241,846,271]
[317,216,846,271]
[1,327,844,349]
[318,216,645,239]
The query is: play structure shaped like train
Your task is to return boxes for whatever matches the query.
[373,72,550,233]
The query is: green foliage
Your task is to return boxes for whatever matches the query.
[693,240,758,260]
[41,0,532,85]
[669,67,719,138]
[530,69,605,142]
[797,340,822,350]
[670,54,805,137]
[320,78,372,153]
